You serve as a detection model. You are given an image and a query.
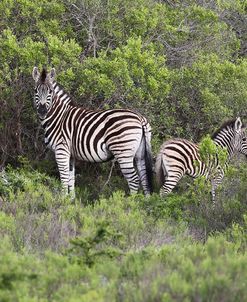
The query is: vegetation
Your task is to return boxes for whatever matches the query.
[0,0,247,300]
[0,164,247,301]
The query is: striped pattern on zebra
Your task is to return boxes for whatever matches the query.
[32,67,153,196]
[155,117,247,201]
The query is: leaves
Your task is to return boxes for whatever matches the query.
[1,0,247,176]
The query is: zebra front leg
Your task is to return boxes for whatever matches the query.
[211,180,221,205]
[211,169,224,205]
[211,184,216,205]
[68,158,75,199]
[55,150,70,195]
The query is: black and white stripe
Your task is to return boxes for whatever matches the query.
[155,117,247,201]
[32,67,153,196]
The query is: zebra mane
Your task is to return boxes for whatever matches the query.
[211,118,244,139]
[40,68,47,83]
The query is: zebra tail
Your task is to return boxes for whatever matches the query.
[155,153,165,188]
[143,127,153,193]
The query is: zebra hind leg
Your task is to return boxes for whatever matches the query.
[136,157,150,195]
[160,168,183,197]
[117,156,140,194]
[135,139,152,195]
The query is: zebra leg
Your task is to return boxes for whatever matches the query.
[117,157,140,194]
[135,139,151,195]
[211,183,216,204]
[211,169,224,204]
[160,170,183,197]
[68,158,75,198]
[136,158,150,195]
[55,149,70,194]
[211,178,219,205]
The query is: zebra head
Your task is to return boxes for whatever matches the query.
[32,67,56,119]
[233,117,247,157]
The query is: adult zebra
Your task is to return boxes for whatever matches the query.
[155,117,247,201]
[32,67,153,196]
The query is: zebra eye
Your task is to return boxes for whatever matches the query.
[242,137,247,142]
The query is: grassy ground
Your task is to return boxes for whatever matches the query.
[0,165,246,301]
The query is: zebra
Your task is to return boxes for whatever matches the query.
[32,67,153,196]
[155,117,247,201]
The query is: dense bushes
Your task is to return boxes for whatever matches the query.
[1,0,247,167]
[0,167,247,301]
[0,234,247,302]
[1,233,246,302]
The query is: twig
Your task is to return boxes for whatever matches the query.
[101,159,116,192]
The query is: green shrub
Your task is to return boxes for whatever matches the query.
[0,167,246,301]
[115,235,247,302]
[0,165,61,198]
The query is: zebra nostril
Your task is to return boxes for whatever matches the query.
[38,105,47,116]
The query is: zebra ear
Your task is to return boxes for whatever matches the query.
[32,67,40,82]
[235,117,242,132]
[48,68,56,81]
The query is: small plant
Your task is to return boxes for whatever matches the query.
[226,215,247,252]
[0,165,61,198]
[67,222,123,267]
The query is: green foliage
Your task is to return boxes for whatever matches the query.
[67,222,123,267]
[199,134,228,167]
[117,236,247,302]
[0,212,15,237]
[0,167,246,301]
[164,55,247,140]
[139,192,188,220]
[182,162,247,237]
[1,0,247,166]
[226,215,247,252]
[77,37,170,116]
[0,228,247,302]
[0,164,61,198]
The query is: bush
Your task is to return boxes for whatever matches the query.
[0,167,246,301]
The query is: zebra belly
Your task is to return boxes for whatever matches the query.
[73,142,112,163]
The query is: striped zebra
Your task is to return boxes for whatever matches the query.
[155,118,247,201]
[32,67,153,196]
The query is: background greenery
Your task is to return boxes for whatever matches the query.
[0,0,247,301]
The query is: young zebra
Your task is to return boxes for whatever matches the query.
[32,67,153,196]
[155,117,247,201]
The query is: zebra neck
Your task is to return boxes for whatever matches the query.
[53,82,72,105]
[41,83,73,129]
[213,133,234,160]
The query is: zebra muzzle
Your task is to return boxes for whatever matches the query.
[38,104,48,117]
